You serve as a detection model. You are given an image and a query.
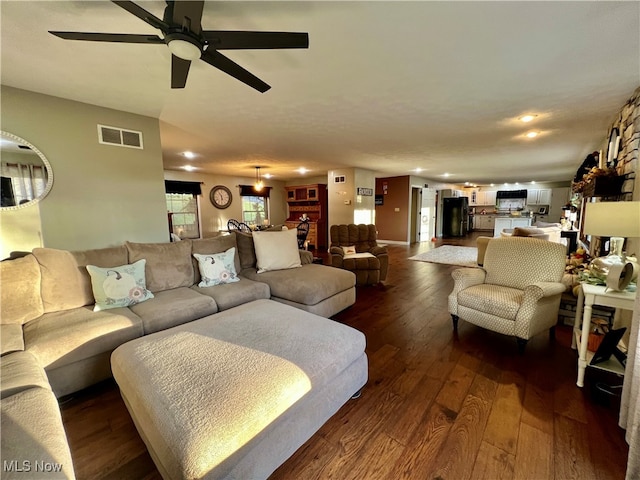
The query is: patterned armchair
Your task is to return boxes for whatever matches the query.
[329,224,388,285]
[448,236,567,352]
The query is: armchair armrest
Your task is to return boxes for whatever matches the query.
[515,281,566,339]
[451,267,486,291]
[448,267,486,316]
[524,281,567,300]
[329,246,344,268]
[299,250,314,265]
[371,245,388,256]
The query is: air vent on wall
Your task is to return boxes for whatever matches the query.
[97,124,143,149]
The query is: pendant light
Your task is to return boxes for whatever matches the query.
[254,166,264,191]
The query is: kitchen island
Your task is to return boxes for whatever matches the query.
[493,216,533,237]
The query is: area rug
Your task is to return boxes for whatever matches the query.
[408,246,479,268]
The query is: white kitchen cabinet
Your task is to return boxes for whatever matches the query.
[537,189,552,204]
[475,215,496,230]
[483,191,497,206]
[473,190,497,206]
[527,189,552,205]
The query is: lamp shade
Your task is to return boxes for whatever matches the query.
[583,201,640,238]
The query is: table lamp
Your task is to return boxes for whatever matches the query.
[583,201,640,291]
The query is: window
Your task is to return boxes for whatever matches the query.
[165,180,202,239]
[166,193,200,239]
[1,163,46,206]
[241,195,268,226]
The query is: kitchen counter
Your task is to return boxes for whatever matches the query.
[470,212,534,218]
[493,216,533,237]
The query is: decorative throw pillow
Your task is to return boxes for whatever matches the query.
[252,229,302,274]
[193,248,240,287]
[342,245,357,255]
[86,259,154,311]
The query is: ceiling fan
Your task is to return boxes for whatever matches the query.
[49,0,309,92]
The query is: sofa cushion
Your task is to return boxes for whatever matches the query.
[192,235,241,283]
[235,231,258,270]
[0,351,51,399]
[126,240,194,293]
[32,246,128,313]
[129,287,218,334]
[330,224,379,252]
[242,264,355,306]
[111,299,366,480]
[1,387,76,480]
[1,325,25,356]
[193,249,240,287]
[191,278,270,311]
[512,227,546,237]
[0,254,44,325]
[86,259,154,311]
[458,284,523,320]
[253,229,301,273]
[23,306,143,369]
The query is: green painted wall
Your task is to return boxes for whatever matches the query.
[0,86,168,257]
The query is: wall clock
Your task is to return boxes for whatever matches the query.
[209,185,232,209]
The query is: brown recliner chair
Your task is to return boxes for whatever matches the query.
[329,224,388,285]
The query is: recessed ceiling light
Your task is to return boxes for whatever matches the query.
[415,168,423,173]
[504,182,509,186]
[464,181,470,186]
[490,183,495,187]
[515,182,520,185]
[519,114,537,123]
[443,173,450,178]
[263,173,272,179]
[530,180,536,184]
[183,151,196,159]
[525,131,539,138]
[182,165,196,171]
[296,167,308,174]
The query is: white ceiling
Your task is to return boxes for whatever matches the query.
[2,1,639,185]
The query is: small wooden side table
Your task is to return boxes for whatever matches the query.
[573,283,636,387]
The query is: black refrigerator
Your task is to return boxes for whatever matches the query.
[442,197,469,237]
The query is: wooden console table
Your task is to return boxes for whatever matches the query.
[573,283,636,387]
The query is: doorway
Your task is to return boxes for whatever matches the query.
[411,187,436,243]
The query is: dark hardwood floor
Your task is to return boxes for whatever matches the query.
[60,234,630,479]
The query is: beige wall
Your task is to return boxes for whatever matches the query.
[327,167,356,227]
[326,168,377,227]
[0,86,168,257]
[164,170,288,236]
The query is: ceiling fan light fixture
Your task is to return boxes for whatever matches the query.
[167,37,201,61]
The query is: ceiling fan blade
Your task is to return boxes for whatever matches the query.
[49,31,164,44]
[171,55,191,89]
[170,1,204,34]
[201,50,270,93]
[111,1,169,31]
[203,31,309,50]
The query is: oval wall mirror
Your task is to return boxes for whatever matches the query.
[0,131,53,210]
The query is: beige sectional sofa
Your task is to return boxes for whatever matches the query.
[0,231,358,479]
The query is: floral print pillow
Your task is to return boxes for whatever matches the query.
[86,259,154,311]
[194,247,240,287]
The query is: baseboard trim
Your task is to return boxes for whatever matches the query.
[377,239,410,245]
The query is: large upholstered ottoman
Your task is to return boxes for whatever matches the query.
[111,299,368,480]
